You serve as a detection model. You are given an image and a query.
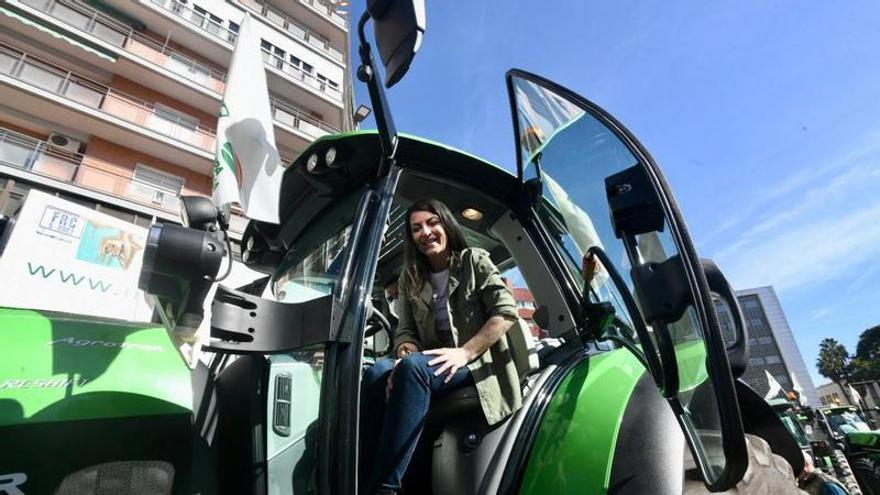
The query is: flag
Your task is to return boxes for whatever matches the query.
[543,173,609,291]
[849,384,862,407]
[212,13,282,223]
[790,372,807,406]
[764,370,783,400]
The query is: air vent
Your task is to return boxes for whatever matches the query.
[273,373,292,436]
[47,132,83,153]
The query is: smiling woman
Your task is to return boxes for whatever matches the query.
[359,198,521,494]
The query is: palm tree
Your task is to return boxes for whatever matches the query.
[817,338,852,402]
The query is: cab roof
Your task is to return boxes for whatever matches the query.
[242,131,523,274]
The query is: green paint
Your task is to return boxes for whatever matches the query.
[519,349,647,494]
[848,431,880,448]
[0,308,192,426]
[219,102,229,118]
[675,339,710,393]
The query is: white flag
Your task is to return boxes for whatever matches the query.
[543,173,609,290]
[212,13,282,223]
[764,370,783,400]
[849,384,862,406]
[790,373,807,406]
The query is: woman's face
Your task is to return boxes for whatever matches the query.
[409,210,449,261]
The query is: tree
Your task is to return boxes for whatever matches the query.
[817,338,851,390]
[851,325,880,382]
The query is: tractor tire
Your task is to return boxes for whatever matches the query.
[851,455,879,495]
[684,434,807,494]
[831,449,864,495]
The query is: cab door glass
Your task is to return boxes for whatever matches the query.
[511,75,730,483]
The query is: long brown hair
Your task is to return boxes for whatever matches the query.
[402,199,468,288]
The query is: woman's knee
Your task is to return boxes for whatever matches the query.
[363,358,395,384]
[395,353,431,379]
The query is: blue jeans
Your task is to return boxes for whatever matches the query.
[360,353,473,493]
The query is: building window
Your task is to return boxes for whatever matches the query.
[129,164,184,211]
[758,336,773,345]
[765,355,781,364]
[748,357,765,366]
[261,40,285,69]
[317,74,339,93]
[228,21,239,34]
[193,5,225,36]
[288,55,314,76]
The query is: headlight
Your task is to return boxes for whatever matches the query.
[325,147,337,167]
[306,153,320,173]
[139,223,225,328]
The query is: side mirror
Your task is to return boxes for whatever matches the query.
[702,258,749,379]
[367,0,426,87]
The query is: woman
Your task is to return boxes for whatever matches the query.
[360,199,522,494]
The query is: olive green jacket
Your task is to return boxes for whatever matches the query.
[394,247,521,425]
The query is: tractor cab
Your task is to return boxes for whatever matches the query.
[134,1,754,493]
[139,74,751,493]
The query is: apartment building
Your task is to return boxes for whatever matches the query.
[0,0,351,240]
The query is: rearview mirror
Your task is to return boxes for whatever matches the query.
[367,0,426,87]
[702,258,749,379]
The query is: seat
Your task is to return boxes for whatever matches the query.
[426,318,537,425]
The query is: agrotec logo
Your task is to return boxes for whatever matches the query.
[46,336,163,353]
[26,262,113,293]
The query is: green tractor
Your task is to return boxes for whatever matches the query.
[812,405,880,495]
[767,398,863,494]
[1,1,812,494]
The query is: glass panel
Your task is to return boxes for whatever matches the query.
[0,51,17,73]
[19,63,64,92]
[273,194,361,304]
[0,133,39,170]
[511,75,730,483]
[51,2,91,30]
[91,22,127,48]
[64,80,103,108]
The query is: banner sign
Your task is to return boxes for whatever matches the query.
[0,190,153,321]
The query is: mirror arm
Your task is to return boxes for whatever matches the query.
[357,11,398,163]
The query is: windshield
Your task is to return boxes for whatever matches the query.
[272,193,360,303]
[778,411,810,446]
[827,410,872,435]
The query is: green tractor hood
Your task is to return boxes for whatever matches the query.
[0,307,191,426]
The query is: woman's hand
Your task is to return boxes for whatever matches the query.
[396,342,418,358]
[424,348,472,383]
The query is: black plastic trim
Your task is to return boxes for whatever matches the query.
[206,286,333,354]
[608,373,685,494]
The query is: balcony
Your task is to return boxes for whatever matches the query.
[18,0,227,95]
[297,0,346,30]
[271,97,336,140]
[147,0,238,45]
[0,127,184,214]
[261,49,342,102]
[142,0,344,106]
[0,43,217,154]
[239,0,343,62]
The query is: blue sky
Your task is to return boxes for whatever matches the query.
[349,1,880,386]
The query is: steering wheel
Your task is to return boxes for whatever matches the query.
[364,302,392,357]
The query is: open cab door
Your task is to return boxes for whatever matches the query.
[506,69,748,491]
